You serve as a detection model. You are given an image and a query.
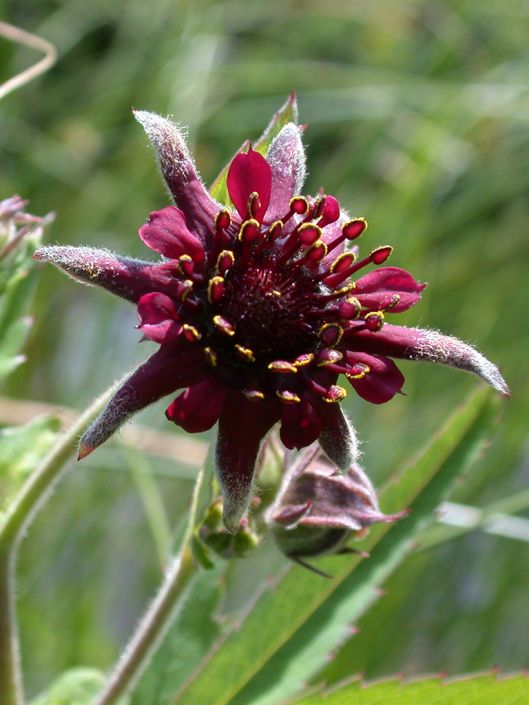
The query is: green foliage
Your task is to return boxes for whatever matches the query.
[167,389,500,705]
[29,668,128,705]
[288,673,529,705]
[130,567,224,705]
[0,415,60,515]
[0,226,42,381]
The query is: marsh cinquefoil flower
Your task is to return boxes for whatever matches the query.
[36,97,508,531]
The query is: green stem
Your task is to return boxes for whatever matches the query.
[93,545,197,705]
[0,550,22,705]
[92,462,207,705]
[0,384,115,705]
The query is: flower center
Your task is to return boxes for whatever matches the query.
[219,258,319,357]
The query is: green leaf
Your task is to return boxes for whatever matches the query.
[29,668,129,705]
[209,93,299,206]
[0,227,42,381]
[173,387,501,705]
[130,566,224,705]
[287,673,529,705]
[0,415,60,515]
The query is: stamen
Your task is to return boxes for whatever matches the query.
[370,245,392,264]
[339,296,361,319]
[182,324,202,342]
[176,279,194,301]
[315,195,340,227]
[238,219,261,243]
[204,346,218,367]
[266,220,283,242]
[330,252,356,274]
[248,192,261,219]
[342,218,367,240]
[323,246,392,289]
[213,315,235,336]
[242,389,265,401]
[309,379,348,403]
[364,311,385,332]
[380,294,401,312]
[346,363,370,380]
[319,322,344,347]
[317,349,344,367]
[235,344,255,362]
[208,275,225,303]
[177,254,194,277]
[293,352,315,367]
[298,223,323,246]
[216,209,231,230]
[323,385,347,403]
[216,250,235,274]
[276,390,301,404]
[289,196,309,216]
[268,361,298,374]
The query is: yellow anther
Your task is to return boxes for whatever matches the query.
[319,322,344,347]
[364,310,385,332]
[346,364,370,381]
[330,252,356,274]
[242,389,265,401]
[208,275,225,303]
[179,280,194,301]
[276,390,301,404]
[216,249,235,273]
[289,195,309,215]
[322,385,347,403]
[293,353,315,367]
[268,361,298,374]
[334,282,356,296]
[297,222,323,245]
[235,344,255,362]
[213,315,235,336]
[182,324,202,342]
[204,347,218,367]
[317,350,344,367]
[238,218,260,242]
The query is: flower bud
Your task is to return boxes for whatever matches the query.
[266,447,406,560]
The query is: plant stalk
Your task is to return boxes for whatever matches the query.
[0,385,115,705]
[0,550,23,705]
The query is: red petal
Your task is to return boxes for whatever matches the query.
[280,399,321,450]
[216,393,280,532]
[79,342,204,456]
[354,267,425,313]
[344,351,404,404]
[139,206,205,263]
[137,292,180,343]
[165,377,226,433]
[227,149,272,222]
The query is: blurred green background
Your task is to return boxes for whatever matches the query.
[1,0,528,698]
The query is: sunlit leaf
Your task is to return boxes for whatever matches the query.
[29,668,129,705]
[0,416,60,514]
[288,673,529,705]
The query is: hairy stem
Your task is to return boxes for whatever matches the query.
[0,550,22,705]
[0,385,115,704]
[93,545,197,705]
[92,460,207,705]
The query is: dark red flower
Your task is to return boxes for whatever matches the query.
[35,98,508,531]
